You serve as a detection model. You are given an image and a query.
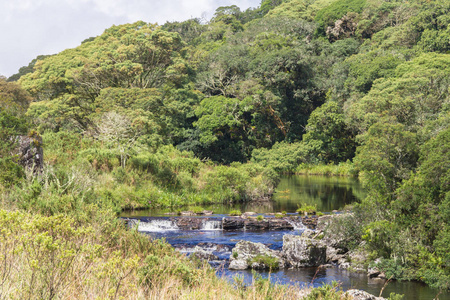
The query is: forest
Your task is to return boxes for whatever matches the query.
[0,0,449,298]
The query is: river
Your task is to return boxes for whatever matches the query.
[121,175,448,299]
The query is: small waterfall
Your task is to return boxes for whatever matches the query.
[137,219,179,232]
[286,218,307,231]
[200,220,222,231]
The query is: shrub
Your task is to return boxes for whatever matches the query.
[248,255,280,271]
[296,203,317,215]
[229,210,242,216]
[190,206,204,214]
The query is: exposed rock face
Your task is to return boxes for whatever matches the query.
[174,217,203,230]
[326,13,358,41]
[269,218,294,230]
[245,219,270,231]
[222,217,294,231]
[223,217,245,231]
[301,216,318,229]
[229,241,284,270]
[344,289,386,300]
[282,234,327,268]
[15,134,43,172]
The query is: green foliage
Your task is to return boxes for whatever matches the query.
[5,0,450,292]
[248,254,280,270]
[304,281,348,300]
[296,203,317,215]
[0,157,25,186]
[251,142,309,173]
[190,206,204,214]
[256,215,264,221]
[303,101,357,163]
[229,210,242,216]
[355,122,418,202]
[315,0,366,36]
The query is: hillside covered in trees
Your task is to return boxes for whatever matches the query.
[1,0,449,297]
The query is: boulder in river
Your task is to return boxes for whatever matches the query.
[190,246,218,261]
[344,289,386,300]
[229,240,284,270]
[282,234,327,268]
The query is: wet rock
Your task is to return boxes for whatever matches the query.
[282,234,327,268]
[190,246,218,261]
[245,218,269,231]
[174,217,203,230]
[180,211,196,216]
[268,218,294,230]
[223,217,245,230]
[344,289,386,300]
[301,216,318,229]
[229,240,284,270]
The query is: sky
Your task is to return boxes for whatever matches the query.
[0,0,261,77]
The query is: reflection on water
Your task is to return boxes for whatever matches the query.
[121,175,366,217]
[272,175,366,213]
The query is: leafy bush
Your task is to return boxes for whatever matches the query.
[296,203,317,215]
[229,210,242,216]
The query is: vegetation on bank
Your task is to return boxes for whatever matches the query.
[1,0,450,296]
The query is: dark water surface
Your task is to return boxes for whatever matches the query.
[121,175,366,217]
[121,175,449,299]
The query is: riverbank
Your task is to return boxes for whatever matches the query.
[293,162,356,177]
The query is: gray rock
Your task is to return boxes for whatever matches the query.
[241,212,257,218]
[368,267,381,278]
[14,134,44,173]
[282,234,327,267]
[268,218,294,230]
[190,246,218,261]
[344,289,386,300]
[229,240,283,270]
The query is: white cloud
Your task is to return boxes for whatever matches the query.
[0,0,260,77]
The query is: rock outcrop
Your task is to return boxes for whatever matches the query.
[229,241,284,270]
[344,289,386,300]
[222,217,294,231]
[14,134,43,173]
[282,234,327,267]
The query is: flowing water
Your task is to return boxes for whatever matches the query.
[121,175,449,299]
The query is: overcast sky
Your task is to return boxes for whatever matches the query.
[0,0,260,77]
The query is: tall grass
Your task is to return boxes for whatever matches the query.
[294,162,356,177]
[0,208,303,299]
